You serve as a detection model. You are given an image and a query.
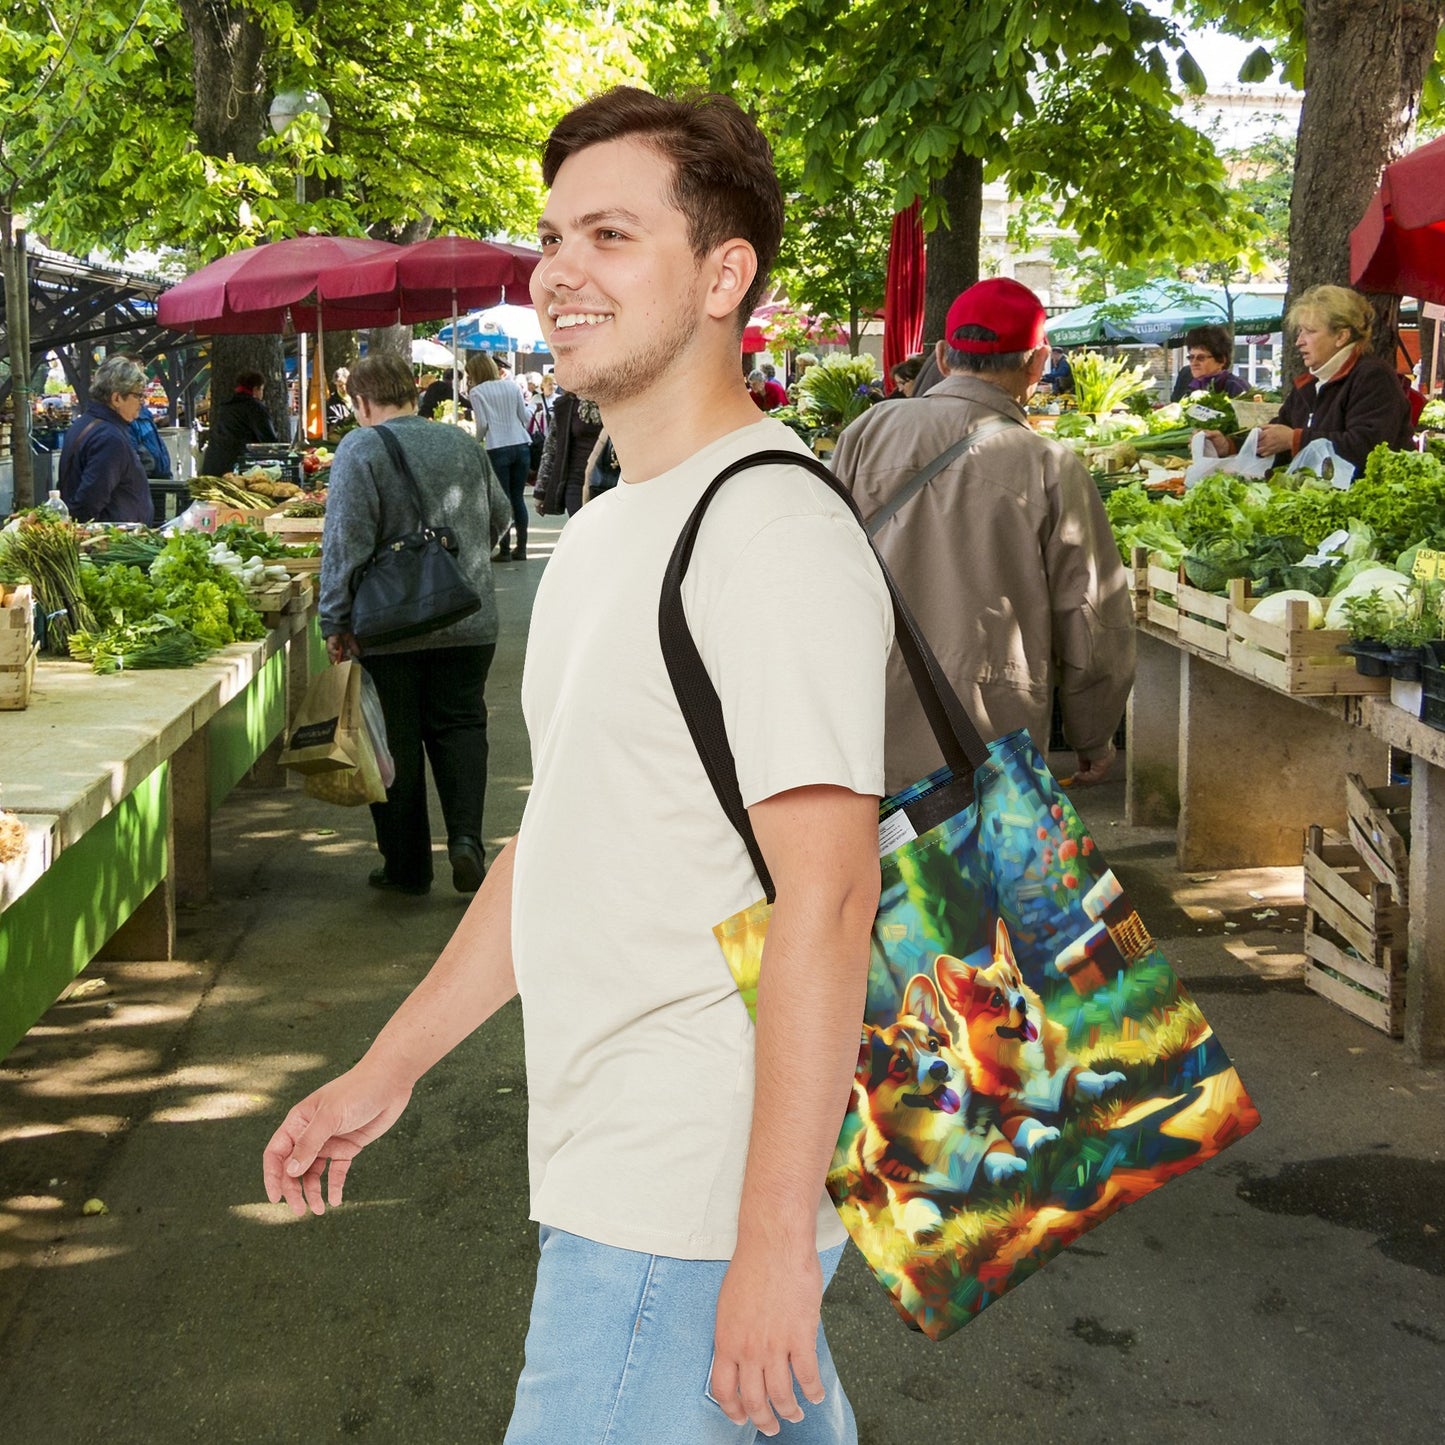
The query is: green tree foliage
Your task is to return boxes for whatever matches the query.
[708,1,1246,336]
[6,0,657,262]
[771,151,893,352]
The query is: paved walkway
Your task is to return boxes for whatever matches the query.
[1,512,1442,1444]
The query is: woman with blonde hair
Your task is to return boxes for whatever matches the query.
[466,351,534,560]
[1205,284,1412,470]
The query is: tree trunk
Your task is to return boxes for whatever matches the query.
[1284,0,1444,375]
[1,212,36,508]
[921,151,984,344]
[176,1,289,440]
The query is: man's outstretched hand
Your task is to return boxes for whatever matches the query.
[262,1063,412,1216]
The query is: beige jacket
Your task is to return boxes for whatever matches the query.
[831,374,1135,792]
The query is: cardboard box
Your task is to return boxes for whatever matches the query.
[1,584,35,666]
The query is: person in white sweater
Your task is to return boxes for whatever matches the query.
[467,351,534,559]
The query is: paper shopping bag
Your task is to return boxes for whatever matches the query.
[301,709,387,806]
[281,661,363,774]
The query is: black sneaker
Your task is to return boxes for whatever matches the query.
[368,867,430,897]
[448,836,486,893]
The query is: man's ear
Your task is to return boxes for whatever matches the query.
[1026,345,1049,385]
[705,238,758,323]
[935,338,951,375]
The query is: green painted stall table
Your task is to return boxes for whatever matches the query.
[0,612,323,1058]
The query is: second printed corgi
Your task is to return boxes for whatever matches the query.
[934,919,1128,1154]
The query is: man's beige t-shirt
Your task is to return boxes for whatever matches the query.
[513,419,893,1259]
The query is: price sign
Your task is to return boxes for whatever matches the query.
[1412,547,1443,581]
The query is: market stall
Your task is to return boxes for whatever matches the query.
[1071,346,1445,1059]
[0,501,328,1059]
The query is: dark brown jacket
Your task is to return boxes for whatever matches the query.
[1275,349,1413,471]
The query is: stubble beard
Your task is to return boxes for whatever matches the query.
[553,289,702,410]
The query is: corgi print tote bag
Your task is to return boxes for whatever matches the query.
[659,450,1260,1343]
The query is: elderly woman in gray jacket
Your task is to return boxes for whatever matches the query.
[320,352,511,896]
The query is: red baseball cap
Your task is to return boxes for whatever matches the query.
[945,277,1048,355]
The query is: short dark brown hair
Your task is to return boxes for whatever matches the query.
[234,371,265,392]
[542,86,784,322]
[1183,324,1233,366]
[347,352,417,410]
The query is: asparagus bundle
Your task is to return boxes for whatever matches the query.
[0,510,97,654]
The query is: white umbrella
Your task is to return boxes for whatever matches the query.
[438,303,546,352]
[411,336,457,368]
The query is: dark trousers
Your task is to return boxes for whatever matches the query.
[359,644,495,888]
[490,443,532,555]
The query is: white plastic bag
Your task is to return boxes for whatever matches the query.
[1287,438,1356,490]
[357,668,397,789]
[1184,428,1274,488]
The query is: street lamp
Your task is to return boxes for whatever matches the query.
[268,88,332,442]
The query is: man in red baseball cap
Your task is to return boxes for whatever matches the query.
[832,276,1135,792]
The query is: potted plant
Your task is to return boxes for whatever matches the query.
[1338,590,1397,676]
[1381,578,1445,680]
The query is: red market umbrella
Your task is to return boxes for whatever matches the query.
[318,235,544,413]
[157,235,403,444]
[882,202,926,391]
[315,234,541,323]
[742,301,849,355]
[1350,133,1445,306]
[156,235,404,334]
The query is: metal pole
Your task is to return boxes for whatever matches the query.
[295,170,307,445]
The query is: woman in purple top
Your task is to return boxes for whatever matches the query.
[1169,324,1250,402]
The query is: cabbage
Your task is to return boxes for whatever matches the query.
[1248,591,1325,629]
[1322,569,1412,631]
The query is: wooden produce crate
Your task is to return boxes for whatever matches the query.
[1226,581,1389,697]
[281,554,322,575]
[1345,773,1409,906]
[1144,558,1229,658]
[0,642,39,711]
[263,513,325,542]
[1302,824,1408,1037]
[1,584,35,666]
[245,580,292,629]
[284,576,315,615]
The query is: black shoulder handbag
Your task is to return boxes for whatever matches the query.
[348,424,483,647]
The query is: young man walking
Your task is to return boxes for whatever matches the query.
[263,88,892,1443]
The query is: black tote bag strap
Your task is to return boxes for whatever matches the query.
[374,424,433,530]
[864,415,1020,537]
[658,447,992,902]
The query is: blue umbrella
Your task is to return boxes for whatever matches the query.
[437,317,517,351]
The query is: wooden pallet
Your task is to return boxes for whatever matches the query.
[1145,559,1229,657]
[1302,824,1408,1036]
[1,584,35,667]
[1227,581,1389,697]
[1345,774,1410,906]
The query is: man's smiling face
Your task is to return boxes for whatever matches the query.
[531,137,709,409]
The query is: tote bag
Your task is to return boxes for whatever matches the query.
[659,450,1260,1342]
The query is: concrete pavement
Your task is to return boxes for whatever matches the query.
[1,510,1442,1444]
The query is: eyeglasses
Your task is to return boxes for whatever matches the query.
[124,390,146,399]
[1186,353,1215,364]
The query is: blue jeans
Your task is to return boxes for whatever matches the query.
[505,1228,856,1445]
[489,443,532,555]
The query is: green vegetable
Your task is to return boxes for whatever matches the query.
[1069,351,1152,415]
[1180,394,1239,433]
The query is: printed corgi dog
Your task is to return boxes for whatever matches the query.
[853,973,1027,1240]
[934,920,1127,1155]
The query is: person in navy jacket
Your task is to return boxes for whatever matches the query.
[57,355,154,524]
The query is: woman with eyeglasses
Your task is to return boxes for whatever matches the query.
[56,354,155,525]
[1168,324,1250,403]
